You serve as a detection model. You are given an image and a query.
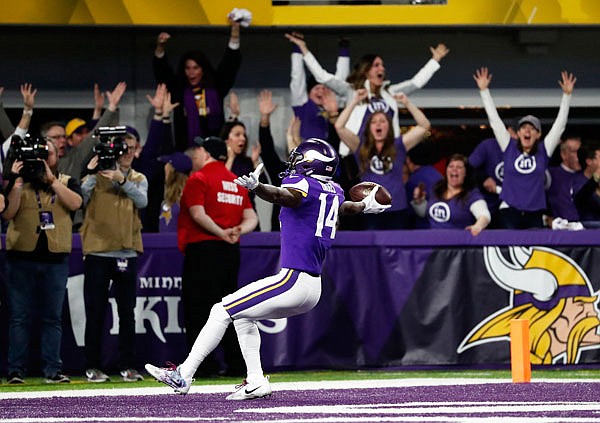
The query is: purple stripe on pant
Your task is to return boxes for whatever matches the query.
[223,269,300,316]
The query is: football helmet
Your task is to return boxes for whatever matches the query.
[281,138,339,181]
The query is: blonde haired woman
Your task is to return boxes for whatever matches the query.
[158,152,192,232]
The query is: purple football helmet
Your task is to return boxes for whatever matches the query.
[282,138,339,181]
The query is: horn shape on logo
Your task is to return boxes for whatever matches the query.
[510,246,531,268]
[483,246,558,301]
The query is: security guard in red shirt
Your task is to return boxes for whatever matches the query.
[178,136,258,377]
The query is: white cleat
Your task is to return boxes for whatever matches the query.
[145,362,192,395]
[225,375,272,400]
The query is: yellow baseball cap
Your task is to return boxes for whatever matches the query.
[65,118,87,137]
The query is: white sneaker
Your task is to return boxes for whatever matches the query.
[85,368,110,383]
[225,376,272,400]
[120,368,144,382]
[145,362,192,395]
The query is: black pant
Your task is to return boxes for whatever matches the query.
[499,207,544,229]
[83,255,138,371]
[182,241,245,377]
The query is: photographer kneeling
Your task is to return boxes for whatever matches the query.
[80,128,148,383]
[2,137,82,384]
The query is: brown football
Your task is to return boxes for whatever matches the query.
[349,182,392,205]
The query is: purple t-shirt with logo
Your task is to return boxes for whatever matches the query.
[469,138,504,184]
[406,165,442,229]
[501,138,549,211]
[279,175,345,275]
[469,138,504,213]
[428,189,484,229]
[406,165,443,203]
[354,136,407,212]
[293,100,329,141]
[547,165,588,221]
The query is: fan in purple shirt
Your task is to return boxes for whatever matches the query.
[546,136,587,222]
[335,88,431,229]
[474,67,577,229]
[574,141,600,227]
[286,32,348,142]
[413,154,490,236]
[405,143,442,229]
[468,137,505,225]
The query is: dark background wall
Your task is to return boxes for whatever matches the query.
[0,25,598,91]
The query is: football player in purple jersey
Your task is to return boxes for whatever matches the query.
[146,138,389,400]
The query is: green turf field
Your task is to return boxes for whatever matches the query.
[2,368,599,393]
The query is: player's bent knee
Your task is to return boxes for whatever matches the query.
[210,302,231,323]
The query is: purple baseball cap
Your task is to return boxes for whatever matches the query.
[158,152,192,174]
[125,125,140,142]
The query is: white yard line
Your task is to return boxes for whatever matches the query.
[1,378,597,400]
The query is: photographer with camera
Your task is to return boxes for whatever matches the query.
[1,84,37,176]
[58,81,126,182]
[2,138,82,384]
[79,128,147,383]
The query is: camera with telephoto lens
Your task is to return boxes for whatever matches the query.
[92,126,129,170]
[4,134,49,181]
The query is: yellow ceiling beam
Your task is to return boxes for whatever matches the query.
[121,0,209,25]
[82,0,132,24]
[0,0,598,25]
[0,0,77,24]
[271,0,600,26]
[69,0,94,24]
[271,2,512,26]
[553,0,600,23]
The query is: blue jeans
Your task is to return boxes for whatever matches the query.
[5,256,69,377]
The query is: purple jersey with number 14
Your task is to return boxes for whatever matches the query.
[279,174,345,275]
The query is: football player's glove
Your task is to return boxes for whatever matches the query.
[361,186,391,214]
[234,163,264,191]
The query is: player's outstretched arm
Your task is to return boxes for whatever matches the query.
[339,200,364,215]
[233,163,303,208]
[254,184,303,208]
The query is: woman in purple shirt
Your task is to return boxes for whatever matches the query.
[413,154,490,236]
[335,88,430,229]
[473,67,576,229]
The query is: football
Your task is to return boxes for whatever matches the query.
[349,182,392,205]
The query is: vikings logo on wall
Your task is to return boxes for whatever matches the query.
[458,246,600,364]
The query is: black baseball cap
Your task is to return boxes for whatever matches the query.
[194,136,227,162]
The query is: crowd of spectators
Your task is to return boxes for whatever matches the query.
[0,14,598,384]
